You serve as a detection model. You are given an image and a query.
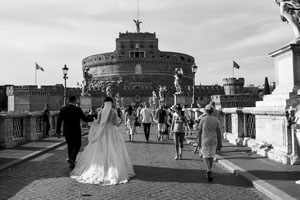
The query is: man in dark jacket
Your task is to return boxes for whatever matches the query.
[56,96,94,169]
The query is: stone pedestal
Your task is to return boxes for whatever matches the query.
[173,93,185,106]
[256,44,300,110]
[252,44,300,165]
[159,100,166,106]
[80,96,92,112]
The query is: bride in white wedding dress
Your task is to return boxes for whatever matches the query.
[70,97,135,185]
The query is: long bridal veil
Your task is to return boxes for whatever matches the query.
[70,101,134,185]
[88,102,111,143]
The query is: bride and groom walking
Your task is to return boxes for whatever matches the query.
[56,96,135,185]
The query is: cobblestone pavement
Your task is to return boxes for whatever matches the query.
[0,125,270,200]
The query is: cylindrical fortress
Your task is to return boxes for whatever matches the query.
[82,32,195,96]
[223,78,245,95]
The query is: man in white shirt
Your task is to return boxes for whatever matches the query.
[140,102,153,143]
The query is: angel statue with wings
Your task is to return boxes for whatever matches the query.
[275,0,300,43]
[174,68,184,94]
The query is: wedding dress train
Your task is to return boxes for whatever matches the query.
[70,102,135,185]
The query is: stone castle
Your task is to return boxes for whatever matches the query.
[81,21,224,108]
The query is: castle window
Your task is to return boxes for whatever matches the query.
[129,51,145,58]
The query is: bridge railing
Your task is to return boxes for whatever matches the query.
[0,111,59,148]
[218,107,257,145]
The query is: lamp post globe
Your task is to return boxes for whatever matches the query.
[190,63,198,108]
[62,64,69,106]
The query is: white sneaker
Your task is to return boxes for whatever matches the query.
[296,180,300,184]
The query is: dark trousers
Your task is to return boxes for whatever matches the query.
[43,121,50,136]
[143,123,151,140]
[65,135,81,162]
[174,132,185,149]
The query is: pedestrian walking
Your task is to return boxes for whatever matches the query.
[163,106,171,140]
[183,105,192,136]
[125,105,136,142]
[194,108,206,154]
[209,101,219,118]
[56,96,94,169]
[155,105,167,141]
[140,102,153,143]
[167,108,175,137]
[198,104,222,182]
[134,105,142,133]
[170,104,188,160]
[135,104,143,127]
[42,103,51,137]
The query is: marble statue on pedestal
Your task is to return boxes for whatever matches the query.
[81,66,93,96]
[106,86,112,97]
[115,93,121,108]
[275,0,300,43]
[174,68,183,94]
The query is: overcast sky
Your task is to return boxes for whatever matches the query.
[0,0,292,87]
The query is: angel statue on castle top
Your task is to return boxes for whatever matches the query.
[275,0,300,43]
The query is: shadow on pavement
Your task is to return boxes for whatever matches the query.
[132,165,254,187]
[217,156,267,161]
[246,170,300,181]
[0,151,71,200]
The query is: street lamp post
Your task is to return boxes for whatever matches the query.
[190,63,198,108]
[62,64,69,106]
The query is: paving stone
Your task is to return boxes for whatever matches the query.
[0,126,269,200]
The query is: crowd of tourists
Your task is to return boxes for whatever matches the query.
[117,101,222,182]
[54,96,222,184]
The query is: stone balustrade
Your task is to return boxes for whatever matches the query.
[0,111,59,148]
[218,107,300,165]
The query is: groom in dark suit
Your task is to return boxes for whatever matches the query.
[56,96,94,169]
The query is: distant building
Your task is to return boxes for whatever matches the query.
[6,85,82,112]
[211,78,259,108]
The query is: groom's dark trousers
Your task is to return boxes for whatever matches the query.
[56,104,93,163]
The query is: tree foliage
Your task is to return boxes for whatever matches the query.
[264,77,271,95]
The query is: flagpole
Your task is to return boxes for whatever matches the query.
[35,64,37,85]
